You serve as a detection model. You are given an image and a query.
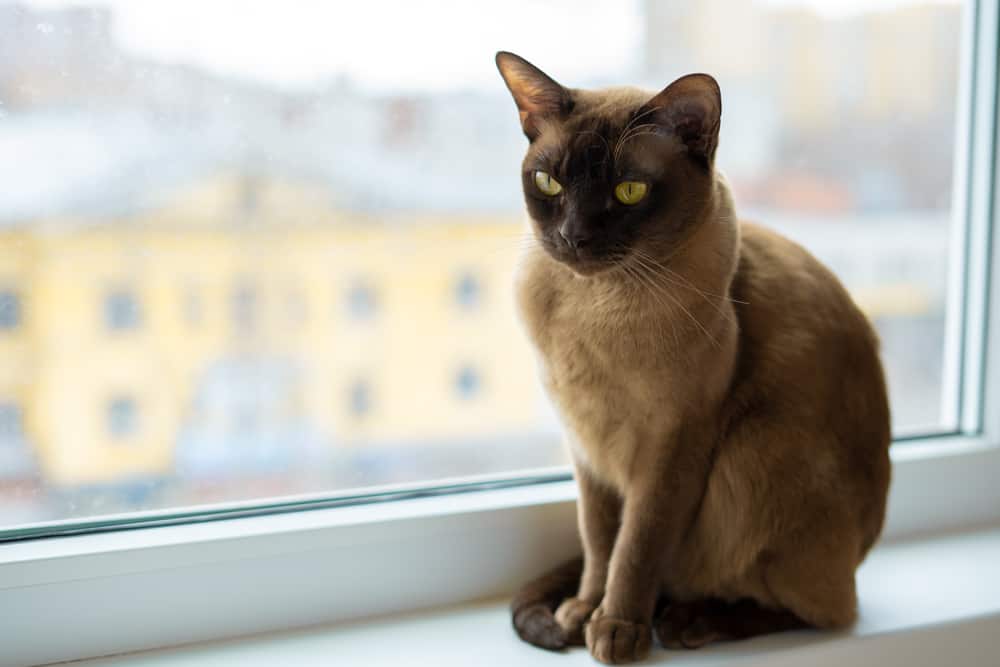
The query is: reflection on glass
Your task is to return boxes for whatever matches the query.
[0,0,964,527]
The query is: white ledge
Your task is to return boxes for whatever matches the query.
[71,525,1000,667]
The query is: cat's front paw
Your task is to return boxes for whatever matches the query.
[554,596,597,646]
[585,606,652,664]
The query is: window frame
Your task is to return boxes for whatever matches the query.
[1,1,999,664]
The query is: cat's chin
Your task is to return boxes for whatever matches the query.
[558,256,620,278]
[563,260,615,278]
[541,244,621,277]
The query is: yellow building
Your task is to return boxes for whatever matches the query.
[0,174,546,486]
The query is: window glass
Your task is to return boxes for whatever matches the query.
[105,289,141,331]
[455,272,482,310]
[107,397,138,439]
[0,0,967,529]
[0,290,21,329]
[455,365,482,400]
[346,280,378,321]
[0,402,23,441]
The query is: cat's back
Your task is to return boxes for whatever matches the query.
[714,220,891,560]
[732,221,882,368]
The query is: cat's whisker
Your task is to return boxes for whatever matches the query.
[613,106,663,163]
[629,248,742,326]
[633,245,749,306]
[627,253,720,349]
[614,123,664,162]
[631,262,689,350]
[468,234,544,264]
[575,129,612,161]
[616,106,662,148]
[619,260,679,348]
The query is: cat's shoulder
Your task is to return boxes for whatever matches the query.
[737,220,827,279]
[513,247,563,331]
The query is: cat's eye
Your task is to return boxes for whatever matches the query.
[614,181,648,205]
[534,171,563,196]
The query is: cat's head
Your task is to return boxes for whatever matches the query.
[496,51,721,276]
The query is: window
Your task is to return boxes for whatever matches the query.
[105,289,141,331]
[107,397,138,439]
[182,284,203,327]
[455,365,482,400]
[0,289,20,329]
[0,402,22,442]
[0,1,988,536]
[349,379,373,417]
[346,280,378,321]
[1,3,999,666]
[231,282,258,333]
[455,272,482,310]
[285,286,308,326]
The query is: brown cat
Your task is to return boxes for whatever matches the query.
[496,52,891,664]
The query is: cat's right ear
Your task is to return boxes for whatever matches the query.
[495,51,571,141]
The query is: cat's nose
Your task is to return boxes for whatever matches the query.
[559,224,592,250]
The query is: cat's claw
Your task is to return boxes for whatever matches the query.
[585,606,651,664]
[554,597,596,646]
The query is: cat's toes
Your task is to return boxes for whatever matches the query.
[654,602,696,649]
[554,597,596,646]
[585,608,652,664]
[678,616,724,649]
[655,601,725,650]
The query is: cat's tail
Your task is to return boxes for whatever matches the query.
[510,556,583,650]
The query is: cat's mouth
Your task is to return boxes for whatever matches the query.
[544,241,624,276]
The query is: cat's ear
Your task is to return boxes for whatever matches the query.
[495,51,571,141]
[644,73,721,168]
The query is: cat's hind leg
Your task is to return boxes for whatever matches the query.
[655,529,860,650]
[761,532,860,631]
[654,597,806,649]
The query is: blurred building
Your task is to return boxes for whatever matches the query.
[0,174,542,486]
[642,0,962,211]
[0,0,960,502]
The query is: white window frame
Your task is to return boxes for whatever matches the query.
[2,2,999,665]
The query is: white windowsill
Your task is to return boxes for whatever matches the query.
[72,525,1000,667]
[3,438,1000,667]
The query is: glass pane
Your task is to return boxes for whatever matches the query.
[0,0,965,530]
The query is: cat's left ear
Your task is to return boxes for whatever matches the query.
[644,73,721,168]
[495,51,571,141]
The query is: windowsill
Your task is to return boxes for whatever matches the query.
[72,524,1000,667]
[3,439,1000,666]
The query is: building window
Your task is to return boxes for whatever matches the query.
[455,272,482,310]
[454,365,482,400]
[182,284,202,327]
[0,290,21,330]
[107,397,138,439]
[0,402,22,442]
[346,280,378,321]
[231,282,257,333]
[105,289,141,330]
[349,379,372,417]
[285,287,307,326]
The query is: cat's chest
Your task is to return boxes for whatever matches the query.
[517,269,680,482]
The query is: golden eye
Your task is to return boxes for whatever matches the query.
[534,171,563,196]
[614,181,648,205]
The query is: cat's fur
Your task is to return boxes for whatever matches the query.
[496,52,891,664]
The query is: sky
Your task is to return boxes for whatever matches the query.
[18,0,962,91]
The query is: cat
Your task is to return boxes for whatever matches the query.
[496,51,891,665]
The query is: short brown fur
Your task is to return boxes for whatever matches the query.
[497,52,891,664]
